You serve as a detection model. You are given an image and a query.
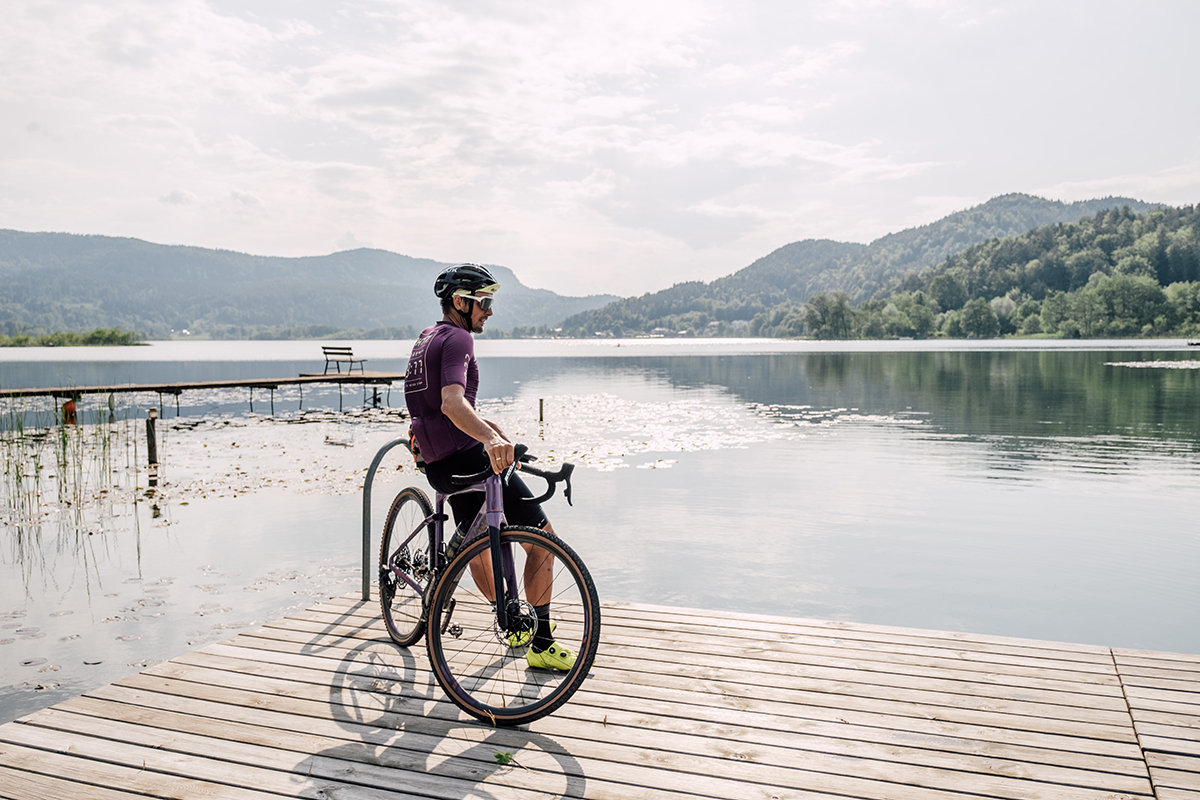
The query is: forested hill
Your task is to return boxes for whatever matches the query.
[0,232,617,339]
[560,194,1161,337]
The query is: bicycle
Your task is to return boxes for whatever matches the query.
[378,442,601,726]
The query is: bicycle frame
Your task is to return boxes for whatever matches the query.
[433,472,523,634]
[381,471,522,634]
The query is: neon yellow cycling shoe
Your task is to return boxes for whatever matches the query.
[526,641,576,671]
[507,621,555,649]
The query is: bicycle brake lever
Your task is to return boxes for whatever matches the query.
[562,464,574,506]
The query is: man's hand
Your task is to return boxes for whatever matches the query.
[484,437,515,474]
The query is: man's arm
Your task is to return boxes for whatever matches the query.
[441,384,515,473]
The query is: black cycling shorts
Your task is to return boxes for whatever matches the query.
[424,442,549,532]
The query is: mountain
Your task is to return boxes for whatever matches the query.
[561,194,1164,336]
[0,231,618,339]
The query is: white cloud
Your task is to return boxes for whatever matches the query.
[1035,161,1200,208]
[0,0,1197,297]
[159,189,198,205]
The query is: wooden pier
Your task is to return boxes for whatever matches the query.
[1,595,1197,799]
[0,371,406,400]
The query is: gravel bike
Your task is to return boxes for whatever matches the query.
[378,443,600,726]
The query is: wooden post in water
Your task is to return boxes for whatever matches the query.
[539,398,544,422]
[146,409,158,466]
[146,408,159,488]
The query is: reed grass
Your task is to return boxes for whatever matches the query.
[2,392,149,578]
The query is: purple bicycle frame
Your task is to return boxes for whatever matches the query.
[433,470,522,633]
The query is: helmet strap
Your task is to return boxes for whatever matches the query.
[449,295,475,330]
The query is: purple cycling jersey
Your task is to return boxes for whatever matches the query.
[404,321,479,464]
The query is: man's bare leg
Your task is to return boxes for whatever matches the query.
[465,521,555,605]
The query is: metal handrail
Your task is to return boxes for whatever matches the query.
[361,436,413,600]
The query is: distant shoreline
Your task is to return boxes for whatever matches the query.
[0,329,143,348]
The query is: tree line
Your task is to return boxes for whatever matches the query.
[0,328,142,347]
[766,204,1200,339]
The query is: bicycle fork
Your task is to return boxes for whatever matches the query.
[486,474,522,634]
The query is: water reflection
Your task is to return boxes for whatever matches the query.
[599,350,1200,441]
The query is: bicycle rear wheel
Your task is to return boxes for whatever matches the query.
[426,525,600,726]
[379,486,434,647]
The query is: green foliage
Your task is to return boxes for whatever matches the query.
[0,327,141,347]
[740,203,1200,341]
[561,194,1161,337]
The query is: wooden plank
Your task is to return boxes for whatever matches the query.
[1147,764,1200,793]
[0,739,284,800]
[1129,709,1200,732]
[1113,656,1200,681]
[1116,649,1200,668]
[1153,772,1200,793]
[1126,686,1200,713]
[1120,674,1200,693]
[1141,736,1200,759]
[1159,789,1200,800]
[0,764,150,800]
[1149,752,1200,775]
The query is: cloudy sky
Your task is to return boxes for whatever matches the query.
[3,1,1198,297]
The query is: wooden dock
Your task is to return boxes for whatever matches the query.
[1,595,1197,799]
[0,372,405,400]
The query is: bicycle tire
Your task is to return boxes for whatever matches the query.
[425,525,601,726]
[379,486,434,647]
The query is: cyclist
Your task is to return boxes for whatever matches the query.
[404,263,575,671]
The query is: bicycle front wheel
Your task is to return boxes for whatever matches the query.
[379,486,434,647]
[426,525,600,726]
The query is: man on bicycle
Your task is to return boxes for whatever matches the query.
[404,263,575,671]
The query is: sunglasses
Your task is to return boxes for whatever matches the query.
[460,294,495,311]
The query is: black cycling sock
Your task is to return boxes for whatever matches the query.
[531,604,553,652]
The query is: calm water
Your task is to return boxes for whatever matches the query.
[2,338,1198,724]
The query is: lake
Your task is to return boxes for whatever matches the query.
[2,338,1198,724]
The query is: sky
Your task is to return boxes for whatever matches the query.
[2,0,1199,298]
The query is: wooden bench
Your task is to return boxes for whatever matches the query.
[322,345,367,374]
